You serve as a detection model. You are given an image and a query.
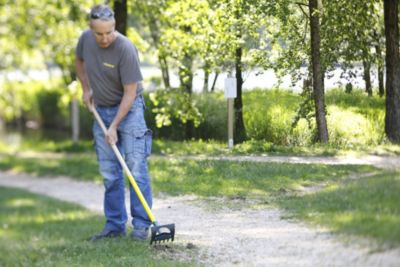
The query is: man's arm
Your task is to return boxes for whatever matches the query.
[75,57,92,110]
[106,83,137,145]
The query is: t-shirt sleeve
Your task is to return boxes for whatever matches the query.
[76,33,85,60]
[119,43,143,85]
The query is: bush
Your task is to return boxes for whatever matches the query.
[325,88,385,146]
[109,88,389,147]
[243,89,301,145]
[192,92,227,140]
[0,79,388,148]
[37,89,65,129]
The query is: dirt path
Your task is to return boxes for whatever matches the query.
[1,155,400,266]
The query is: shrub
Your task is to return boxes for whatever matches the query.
[37,88,65,129]
[0,79,388,148]
[243,89,301,145]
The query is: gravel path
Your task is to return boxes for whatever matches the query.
[1,155,400,266]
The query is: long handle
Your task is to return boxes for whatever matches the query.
[92,107,156,223]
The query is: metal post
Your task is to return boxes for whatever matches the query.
[228,98,234,149]
[72,98,79,144]
[225,75,236,149]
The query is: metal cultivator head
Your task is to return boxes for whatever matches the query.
[150,223,175,245]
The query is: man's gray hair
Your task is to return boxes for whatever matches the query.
[89,4,115,21]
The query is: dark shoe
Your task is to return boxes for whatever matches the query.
[89,229,125,242]
[131,228,149,241]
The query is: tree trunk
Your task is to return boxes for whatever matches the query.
[179,53,194,139]
[363,60,372,96]
[384,0,400,143]
[159,54,171,88]
[211,72,219,92]
[234,46,247,143]
[378,64,385,97]
[203,65,210,93]
[114,0,127,36]
[309,0,328,143]
[149,21,170,88]
[375,42,385,97]
[179,54,193,95]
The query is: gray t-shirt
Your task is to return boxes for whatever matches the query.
[76,30,143,106]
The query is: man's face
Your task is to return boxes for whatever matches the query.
[90,20,116,48]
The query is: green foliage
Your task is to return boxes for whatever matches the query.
[149,88,203,128]
[0,1,95,82]
[0,79,93,137]
[325,89,385,146]
[0,78,389,148]
[0,80,41,122]
[192,92,227,140]
[36,89,65,129]
[149,89,314,145]
[243,89,300,144]
[0,187,192,267]
[0,0,389,146]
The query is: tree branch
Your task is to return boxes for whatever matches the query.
[296,2,309,18]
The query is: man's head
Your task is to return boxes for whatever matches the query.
[89,4,116,48]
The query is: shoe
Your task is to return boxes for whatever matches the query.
[131,228,149,241]
[88,229,125,242]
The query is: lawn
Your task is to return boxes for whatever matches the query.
[279,171,400,247]
[0,186,194,267]
[1,138,400,251]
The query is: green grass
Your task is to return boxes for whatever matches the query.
[1,139,400,248]
[0,187,193,267]
[150,158,376,199]
[0,152,377,199]
[279,172,400,247]
[0,154,102,182]
[2,152,399,248]
[2,135,400,157]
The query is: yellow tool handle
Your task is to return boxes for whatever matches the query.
[92,106,156,223]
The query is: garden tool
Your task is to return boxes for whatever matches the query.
[91,106,175,245]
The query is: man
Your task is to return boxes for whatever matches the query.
[75,4,153,241]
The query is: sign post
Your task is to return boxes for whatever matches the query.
[224,76,237,149]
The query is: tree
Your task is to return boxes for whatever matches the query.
[212,0,267,143]
[132,0,171,89]
[0,0,95,136]
[114,0,127,35]
[309,0,328,143]
[383,0,400,143]
[321,0,384,97]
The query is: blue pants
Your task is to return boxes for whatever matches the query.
[93,96,153,232]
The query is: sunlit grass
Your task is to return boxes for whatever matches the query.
[1,126,400,157]
[280,172,400,247]
[0,187,193,267]
[149,158,377,199]
[1,131,399,248]
[0,153,102,182]
[0,150,378,200]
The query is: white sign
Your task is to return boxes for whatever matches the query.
[224,77,237,99]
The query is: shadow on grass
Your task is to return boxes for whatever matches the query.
[150,158,377,198]
[278,172,400,247]
[0,154,102,182]
[0,186,192,267]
